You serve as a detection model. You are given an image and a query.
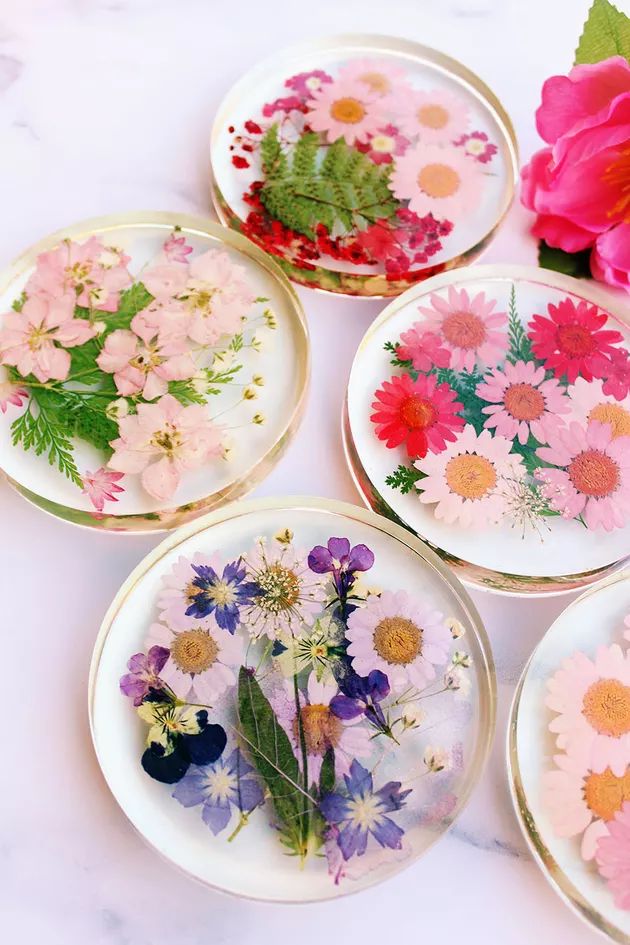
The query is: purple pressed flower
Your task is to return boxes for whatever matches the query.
[308,537,375,609]
[320,760,411,861]
[172,748,264,835]
[186,558,258,634]
[331,670,390,725]
[119,645,169,706]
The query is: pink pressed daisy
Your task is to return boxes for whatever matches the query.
[157,552,223,631]
[596,802,630,910]
[308,77,386,145]
[397,89,469,144]
[271,672,373,783]
[567,377,630,441]
[416,424,525,528]
[371,372,464,459]
[546,643,630,776]
[345,589,451,692]
[536,420,630,531]
[0,367,28,413]
[476,359,571,445]
[416,286,508,372]
[356,124,410,165]
[389,142,484,220]
[145,618,243,704]
[542,744,630,860]
[396,326,451,372]
[337,58,410,101]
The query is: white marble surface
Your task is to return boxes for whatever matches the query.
[0,0,622,942]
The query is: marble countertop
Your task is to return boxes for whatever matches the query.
[0,0,621,942]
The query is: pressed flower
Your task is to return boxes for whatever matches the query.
[163,232,193,264]
[528,298,624,383]
[330,669,391,731]
[180,250,255,346]
[476,359,571,445]
[325,825,411,884]
[108,394,224,502]
[423,746,450,773]
[453,130,497,163]
[158,553,227,631]
[595,802,630,910]
[356,124,410,164]
[416,425,525,527]
[416,286,508,372]
[184,558,258,634]
[0,293,95,383]
[81,467,125,512]
[567,377,630,440]
[536,420,630,531]
[26,236,132,312]
[320,759,411,860]
[119,645,170,706]
[146,619,244,704]
[338,58,409,100]
[138,700,227,784]
[0,367,28,413]
[546,643,630,776]
[346,589,451,692]
[96,325,196,401]
[274,614,346,680]
[285,69,333,98]
[307,536,375,598]
[172,748,264,835]
[308,77,386,145]
[601,347,630,402]
[397,89,469,143]
[371,372,464,459]
[395,326,451,372]
[390,142,484,220]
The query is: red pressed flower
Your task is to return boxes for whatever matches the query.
[356,221,399,262]
[601,347,630,401]
[528,298,624,383]
[244,120,262,135]
[232,155,250,169]
[371,372,464,459]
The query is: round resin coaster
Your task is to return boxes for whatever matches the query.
[90,497,495,902]
[509,571,630,943]
[344,265,630,595]
[210,34,518,298]
[0,213,308,531]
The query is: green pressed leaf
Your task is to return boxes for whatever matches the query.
[104,282,154,332]
[385,464,426,494]
[11,389,83,487]
[319,748,335,796]
[71,395,118,453]
[436,367,487,433]
[506,284,533,364]
[575,0,630,65]
[384,340,416,373]
[538,241,592,279]
[260,124,288,178]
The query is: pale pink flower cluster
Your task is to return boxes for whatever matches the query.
[26,236,132,312]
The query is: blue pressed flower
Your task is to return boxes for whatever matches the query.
[173,748,264,835]
[331,669,390,727]
[320,759,411,861]
[186,558,258,634]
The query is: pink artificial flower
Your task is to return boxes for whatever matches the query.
[307,77,386,145]
[396,89,470,143]
[536,419,630,530]
[476,359,571,445]
[81,467,125,512]
[416,286,508,372]
[96,324,196,401]
[453,130,498,164]
[596,802,630,910]
[108,393,223,501]
[0,367,28,413]
[390,142,484,219]
[162,232,193,264]
[182,250,255,346]
[396,326,451,372]
[356,124,410,164]
[592,223,630,292]
[26,236,132,311]
[0,293,95,382]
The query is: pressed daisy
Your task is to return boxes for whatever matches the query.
[371,372,464,459]
[416,424,525,528]
[145,619,244,705]
[596,802,630,910]
[417,286,508,372]
[453,130,497,164]
[536,420,630,531]
[476,359,571,445]
[272,673,373,783]
[397,89,469,144]
[337,58,409,100]
[184,558,258,634]
[345,589,451,692]
[528,298,624,383]
[389,142,484,220]
[241,536,327,639]
[356,124,410,165]
[546,643,630,775]
[157,553,224,631]
[567,377,630,440]
[396,326,451,372]
[308,77,386,145]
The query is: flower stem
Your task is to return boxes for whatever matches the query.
[227,814,249,842]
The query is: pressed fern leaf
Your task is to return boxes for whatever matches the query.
[506,284,533,364]
[11,389,83,487]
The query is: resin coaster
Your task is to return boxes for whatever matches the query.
[0,213,308,531]
[90,497,495,901]
[210,34,517,298]
[509,571,630,943]
[344,265,630,595]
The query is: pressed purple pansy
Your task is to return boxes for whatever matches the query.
[119,645,170,706]
[186,559,258,634]
[172,748,264,834]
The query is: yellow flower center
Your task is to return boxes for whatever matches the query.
[417,104,449,130]
[207,580,236,606]
[256,564,300,615]
[295,704,343,755]
[417,163,460,199]
[27,326,50,351]
[371,134,395,153]
[130,344,162,374]
[568,449,619,498]
[330,97,366,124]
[589,402,630,439]
[373,616,422,665]
[347,793,383,829]
[358,71,391,94]
[584,767,630,821]
[503,382,545,421]
[445,453,497,499]
[583,678,630,737]
[171,628,219,674]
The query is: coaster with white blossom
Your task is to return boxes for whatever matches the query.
[344,265,630,594]
[89,497,494,901]
[210,34,517,297]
[509,570,630,943]
[0,213,308,531]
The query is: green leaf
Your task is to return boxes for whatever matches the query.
[385,464,425,494]
[11,390,83,488]
[104,282,154,332]
[384,340,415,373]
[71,395,118,453]
[260,124,288,178]
[538,241,592,279]
[506,284,533,364]
[168,380,207,406]
[11,291,26,312]
[575,0,630,65]
[436,367,487,433]
[319,748,335,797]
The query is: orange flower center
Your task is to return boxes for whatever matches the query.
[445,453,497,499]
[589,403,630,439]
[399,394,437,430]
[556,324,595,358]
[568,449,619,497]
[584,767,630,821]
[171,629,218,675]
[359,71,391,94]
[373,616,422,665]
[603,145,630,222]
[583,678,630,737]
[330,97,366,124]
[503,382,545,421]
[417,163,460,199]
[417,104,449,130]
[442,311,487,349]
[295,704,343,755]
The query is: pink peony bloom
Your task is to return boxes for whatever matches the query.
[163,232,193,264]
[520,56,630,292]
[596,802,630,910]
[0,293,95,382]
[81,467,125,512]
[476,359,571,445]
[182,250,255,346]
[390,142,483,220]
[96,324,196,401]
[536,419,630,530]
[396,326,451,372]
[396,88,470,144]
[307,77,386,145]
[108,393,223,501]
[0,367,28,413]
[417,286,508,372]
[26,236,132,311]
